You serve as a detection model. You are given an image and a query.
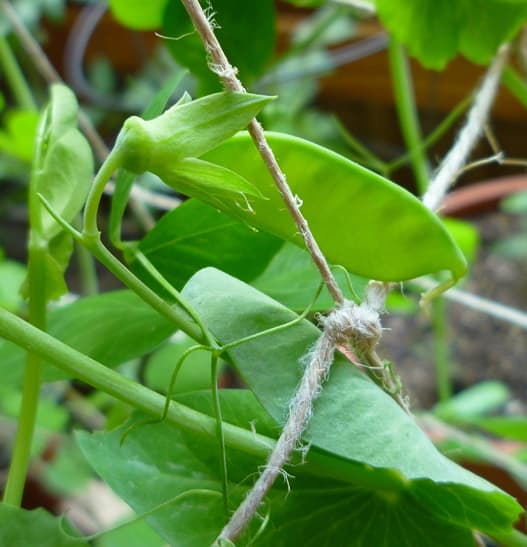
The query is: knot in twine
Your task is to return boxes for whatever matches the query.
[319,282,385,354]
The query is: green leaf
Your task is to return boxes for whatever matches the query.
[108,0,168,30]
[501,190,527,213]
[442,217,480,265]
[0,505,87,547]
[182,268,522,537]
[0,109,39,162]
[202,132,467,282]
[469,417,527,442]
[0,290,175,386]
[134,199,281,290]
[375,0,527,69]
[162,0,275,93]
[78,390,490,546]
[115,92,273,174]
[252,242,368,312]
[434,381,511,423]
[109,70,187,247]
[76,415,229,547]
[144,333,216,394]
[24,83,93,300]
[95,518,166,547]
[0,256,26,311]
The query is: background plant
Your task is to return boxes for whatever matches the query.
[0,1,526,546]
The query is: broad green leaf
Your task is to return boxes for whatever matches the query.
[108,0,168,30]
[375,0,527,69]
[109,70,187,247]
[434,381,511,423]
[252,242,368,312]
[115,92,273,174]
[162,0,275,93]
[0,505,87,547]
[0,109,39,162]
[78,391,483,546]
[0,290,175,387]
[182,268,522,536]
[203,132,467,282]
[134,199,281,290]
[144,333,216,393]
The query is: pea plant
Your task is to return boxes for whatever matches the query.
[1,0,527,545]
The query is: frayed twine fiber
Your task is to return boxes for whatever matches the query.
[214,283,384,544]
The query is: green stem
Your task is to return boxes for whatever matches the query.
[211,353,229,513]
[83,147,122,238]
[431,297,452,402]
[502,64,527,109]
[3,244,46,506]
[387,36,429,193]
[86,237,203,342]
[0,34,36,110]
[75,239,99,296]
[0,306,406,491]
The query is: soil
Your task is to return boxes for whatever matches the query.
[381,211,527,409]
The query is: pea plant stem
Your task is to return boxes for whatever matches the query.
[387,36,429,194]
[0,34,35,110]
[2,244,47,506]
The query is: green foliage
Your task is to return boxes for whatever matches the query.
[0,109,39,162]
[133,198,281,291]
[0,505,87,547]
[0,290,175,386]
[144,333,217,394]
[375,0,527,69]
[22,84,93,300]
[0,251,26,312]
[162,0,276,92]
[108,0,168,30]
[203,132,467,281]
[182,268,521,537]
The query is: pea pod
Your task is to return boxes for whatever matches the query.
[201,132,467,282]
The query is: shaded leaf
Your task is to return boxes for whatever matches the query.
[0,505,87,547]
[375,0,527,69]
[162,0,275,93]
[134,199,281,290]
[203,132,466,282]
[252,242,368,312]
[79,390,484,546]
[0,290,175,386]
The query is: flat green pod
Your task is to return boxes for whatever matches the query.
[202,132,467,282]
